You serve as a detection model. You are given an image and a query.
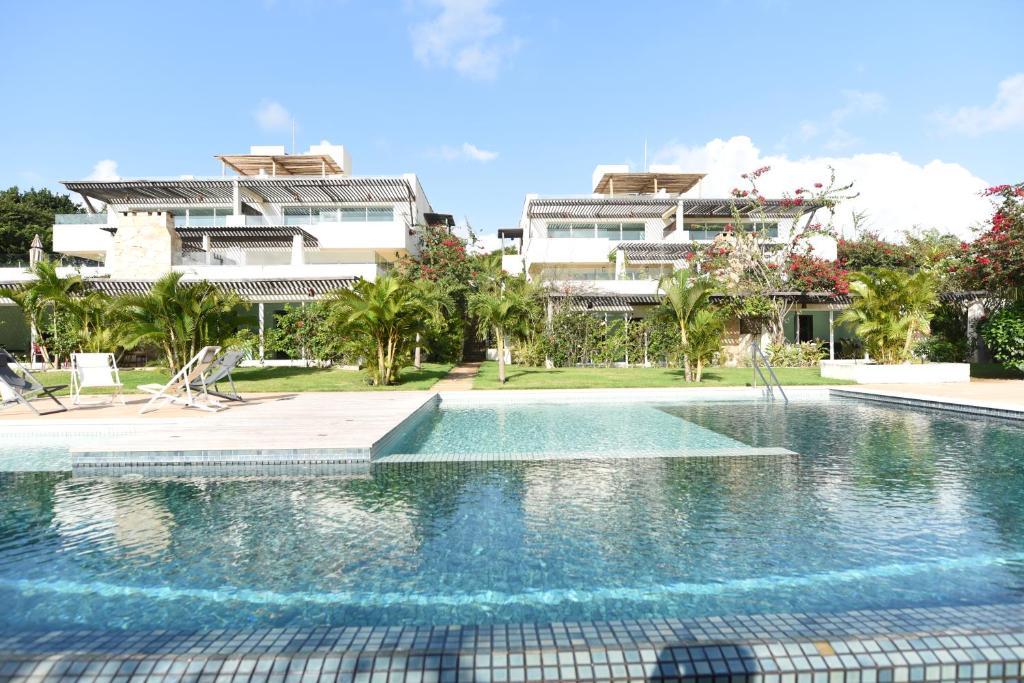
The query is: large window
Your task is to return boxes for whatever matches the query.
[687,222,778,240]
[285,206,395,224]
[546,222,646,240]
[172,207,233,227]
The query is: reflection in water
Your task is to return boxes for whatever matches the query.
[0,400,1023,632]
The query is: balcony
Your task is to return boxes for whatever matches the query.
[54,214,109,225]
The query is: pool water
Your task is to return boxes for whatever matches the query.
[386,402,748,455]
[1,399,1024,632]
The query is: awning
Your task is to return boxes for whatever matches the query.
[527,197,821,220]
[175,227,319,250]
[82,277,357,301]
[617,242,695,263]
[63,177,415,207]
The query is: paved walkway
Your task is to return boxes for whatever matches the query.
[431,361,482,391]
[850,378,1024,410]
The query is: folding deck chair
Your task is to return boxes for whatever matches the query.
[71,352,125,405]
[138,346,224,414]
[0,348,68,415]
[191,350,245,402]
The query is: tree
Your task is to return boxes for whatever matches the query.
[0,186,82,258]
[658,268,717,381]
[701,166,856,343]
[955,182,1024,304]
[467,276,537,384]
[681,309,724,382]
[327,275,443,386]
[0,259,85,367]
[112,272,243,373]
[979,305,1024,372]
[837,268,938,364]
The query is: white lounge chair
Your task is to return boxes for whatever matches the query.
[71,353,125,405]
[138,346,224,415]
[0,348,68,416]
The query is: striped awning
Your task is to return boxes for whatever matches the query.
[175,227,319,250]
[63,177,414,206]
[528,197,823,220]
[81,277,357,301]
[618,242,696,263]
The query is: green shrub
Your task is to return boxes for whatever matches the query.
[914,336,969,363]
[980,305,1024,371]
[766,341,826,367]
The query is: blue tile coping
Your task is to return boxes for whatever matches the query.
[830,389,1024,422]
[0,602,1023,681]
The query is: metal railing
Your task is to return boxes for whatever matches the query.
[751,340,788,403]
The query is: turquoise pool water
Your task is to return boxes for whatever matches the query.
[385,402,747,455]
[1,399,1024,632]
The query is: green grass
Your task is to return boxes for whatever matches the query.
[472,361,849,390]
[970,363,1024,380]
[31,362,453,395]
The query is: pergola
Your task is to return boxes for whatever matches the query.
[63,177,415,209]
[215,153,343,177]
[593,172,705,195]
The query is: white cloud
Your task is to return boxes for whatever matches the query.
[86,159,120,181]
[654,136,990,240]
[469,231,504,254]
[785,90,886,151]
[438,142,498,162]
[254,100,292,132]
[935,73,1024,136]
[411,0,519,80]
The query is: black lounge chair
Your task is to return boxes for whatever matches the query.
[190,350,246,402]
[0,349,69,415]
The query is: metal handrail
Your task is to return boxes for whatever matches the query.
[751,340,789,403]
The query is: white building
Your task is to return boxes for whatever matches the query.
[500,164,850,363]
[0,144,453,360]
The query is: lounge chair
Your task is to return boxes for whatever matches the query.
[71,352,125,405]
[0,348,68,415]
[191,350,245,402]
[138,346,224,414]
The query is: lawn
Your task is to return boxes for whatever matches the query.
[472,361,849,390]
[32,362,453,395]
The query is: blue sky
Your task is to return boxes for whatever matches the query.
[2,0,1022,242]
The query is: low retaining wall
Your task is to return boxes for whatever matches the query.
[820,360,970,384]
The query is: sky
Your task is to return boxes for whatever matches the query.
[2,0,1023,248]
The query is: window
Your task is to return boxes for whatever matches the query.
[284,207,312,225]
[687,222,778,240]
[172,207,232,227]
[366,207,394,222]
[620,223,645,240]
[546,222,648,240]
[318,209,339,222]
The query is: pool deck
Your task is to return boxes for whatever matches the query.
[0,392,439,464]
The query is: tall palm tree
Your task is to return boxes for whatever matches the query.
[467,277,535,384]
[328,275,442,386]
[112,272,243,373]
[838,267,938,364]
[64,291,116,353]
[409,278,454,369]
[659,268,718,381]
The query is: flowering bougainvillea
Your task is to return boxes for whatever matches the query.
[838,232,916,271]
[954,182,1024,302]
[786,254,850,295]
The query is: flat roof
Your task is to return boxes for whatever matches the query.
[215,154,343,177]
[593,172,705,195]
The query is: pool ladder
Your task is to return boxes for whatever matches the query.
[751,341,789,403]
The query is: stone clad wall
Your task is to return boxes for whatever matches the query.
[108,211,180,279]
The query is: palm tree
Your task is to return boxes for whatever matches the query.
[328,275,443,386]
[64,291,116,353]
[838,267,938,364]
[659,268,718,381]
[681,309,724,382]
[0,259,84,367]
[467,277,535,384]
[408,278,454,370]
[112,272,243,373]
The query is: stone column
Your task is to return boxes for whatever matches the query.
[108,211,181,279]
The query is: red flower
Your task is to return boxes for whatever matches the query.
[813,182,823,189]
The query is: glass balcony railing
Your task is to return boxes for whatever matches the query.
[54,214,109,225]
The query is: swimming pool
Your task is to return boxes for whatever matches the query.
[1,398,1023,633]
